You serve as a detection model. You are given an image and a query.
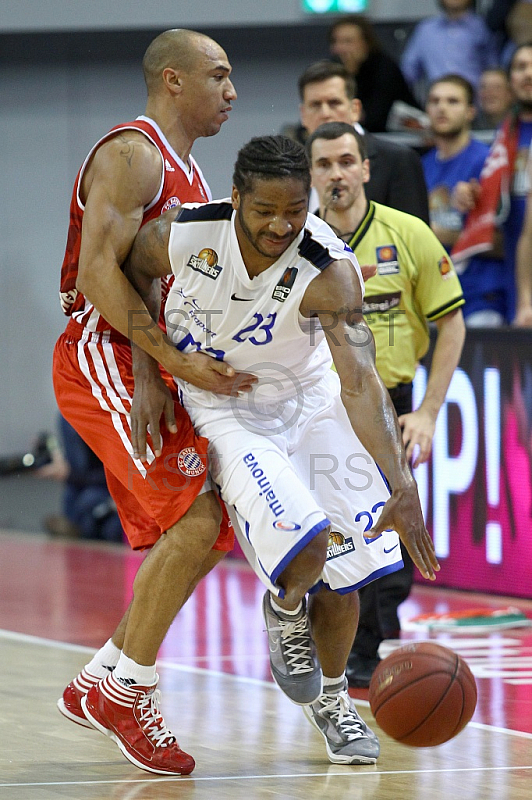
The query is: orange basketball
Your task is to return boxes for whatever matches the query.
[198,248,217,266]
[368,642,477,747]
[328,531,344,547]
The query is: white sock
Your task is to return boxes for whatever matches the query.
[85,638,121,679]
[113,653,157,687]
[270,596,303,617]
[323,672,346,691]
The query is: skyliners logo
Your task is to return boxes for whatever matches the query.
[327,532,355,560]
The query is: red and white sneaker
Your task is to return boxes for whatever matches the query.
[81,672,195,775]
[57,668,102,729]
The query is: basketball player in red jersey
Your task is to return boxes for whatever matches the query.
[53,29,254,776]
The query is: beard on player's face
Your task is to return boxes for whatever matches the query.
[237,204,296,260]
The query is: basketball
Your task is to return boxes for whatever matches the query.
[368,641,477,747]
[198,247,217,266]
[328,531,344,546]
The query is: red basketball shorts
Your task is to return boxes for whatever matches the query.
[53,324,233,552]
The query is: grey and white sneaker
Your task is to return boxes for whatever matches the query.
[262,591,322,705]
[303,678,380,764]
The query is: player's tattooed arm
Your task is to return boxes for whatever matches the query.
[76,130,162,316]
[115,133,136,168]
[303,259,399,462]
[301,258,374,359]
[123,212,175,308]
[302,258,439,580]
[123,210,181,458]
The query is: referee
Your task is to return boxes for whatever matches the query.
[307,121,465,687]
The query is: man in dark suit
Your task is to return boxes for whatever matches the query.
[296,60,429,687]
[328,14,420,133]
[297,61,429,223]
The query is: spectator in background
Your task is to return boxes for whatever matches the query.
[297,61,429,222]
[39,415,124,542]
[487,0,532,67]
[423,74,507,325]
[486,0,519,63]
[473,68,514,130]
[486,0,520,39]
[452,42,532,322]
[514,155,532,325]
[401,0,498,103]
[328,15,419,132]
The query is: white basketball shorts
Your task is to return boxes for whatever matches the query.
[183,370,403,596]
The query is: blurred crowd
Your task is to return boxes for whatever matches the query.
[282,0,532,328]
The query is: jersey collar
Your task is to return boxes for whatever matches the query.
[347,201,375,251]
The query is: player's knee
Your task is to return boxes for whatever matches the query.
[279,526,329,597]
[303,526,329,569]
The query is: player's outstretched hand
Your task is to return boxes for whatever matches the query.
[131,370,177,460]
[366,480,440,581]
[180,350,258,396]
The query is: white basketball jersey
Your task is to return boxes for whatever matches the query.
[165,200,363,406]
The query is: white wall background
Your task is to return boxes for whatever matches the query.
[1,0,439,32]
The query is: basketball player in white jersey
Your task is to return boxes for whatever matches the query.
[122,135,440,766]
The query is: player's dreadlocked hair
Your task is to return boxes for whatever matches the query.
[233,135,311,196]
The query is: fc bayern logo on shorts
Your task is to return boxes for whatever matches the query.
[177,447,206,477]
[162,196,180,213]
[273,520,301,532]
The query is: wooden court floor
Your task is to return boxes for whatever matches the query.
[1,530,532,799]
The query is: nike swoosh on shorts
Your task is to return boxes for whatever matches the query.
[383,544,399,554]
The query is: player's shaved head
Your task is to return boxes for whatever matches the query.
[142,29,217,92]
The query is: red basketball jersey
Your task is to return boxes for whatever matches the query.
[59,116,211,333]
